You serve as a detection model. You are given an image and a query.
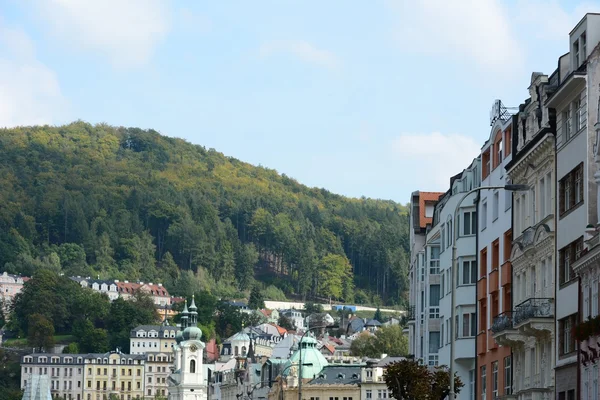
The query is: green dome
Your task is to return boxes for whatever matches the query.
[284,336,328,379]
[182,326,202,342]
[175,330,183,344]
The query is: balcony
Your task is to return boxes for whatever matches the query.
[492,312,524,346]
[513,298,554,336]
[501,261,511,287]
[407,306,416,323]
[477,278,487,301]
[489,269,499,293]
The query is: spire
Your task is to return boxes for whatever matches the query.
[247,335,256,364]
[181,300,189,329]
[161,306,170,327]
[189,295,198,326]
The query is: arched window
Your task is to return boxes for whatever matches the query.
[190,360,196,374]
[242,346,247,356]
[235,346,239,356]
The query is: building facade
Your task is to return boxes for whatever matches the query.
[501,71,557,400]
[432,157,481,399]
[478,101,514,400]
[0,271,27,309]
[21,354,85,400]
[83,352,147,400]
[406,191,443,363]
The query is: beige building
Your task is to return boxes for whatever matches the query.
[268,365,361,400]
[83,352,146,400]
[0,271,27,308]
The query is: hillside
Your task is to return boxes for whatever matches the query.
[0,122,409,305]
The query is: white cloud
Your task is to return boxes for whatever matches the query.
[388,0,523,76]
[391,132,481,190]
[0,20,68,127]
[514,0,599,41]
[259,40,339,69]
[32,0,171,68]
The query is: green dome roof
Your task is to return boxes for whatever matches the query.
[175,330,183,344]
[182,326,202,342]
[284,336,328,379]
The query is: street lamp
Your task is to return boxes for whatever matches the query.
[298,325,332,400]
[448,184,528,400]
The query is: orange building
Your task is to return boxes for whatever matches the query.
[476,103,514,400]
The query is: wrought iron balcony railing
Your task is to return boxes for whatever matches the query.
[407,305,416,321]
[513,298,553,325]
[491,311,513,334]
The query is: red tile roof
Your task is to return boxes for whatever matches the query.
[419,192,443,228]
[322,344,336,354]
[260,309,273,317]
[115,281,170,297]
[270,324,287,336]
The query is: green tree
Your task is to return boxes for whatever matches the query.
[63,342,80,354]
[373,307,383,322]
[28,313,55,351]
[384,359,463,400]
[317,254,353,300]
[373,325,408,356]
[248,285,265,310]
[73,320,109,353]
[349,332,378,357]
[106,292,158,352]
[277,314,295,331]
[303,302,324,315]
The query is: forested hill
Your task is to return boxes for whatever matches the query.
[0,122,409,306]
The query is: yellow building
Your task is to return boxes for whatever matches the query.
[83,352,146,400]
[268,365,361,400]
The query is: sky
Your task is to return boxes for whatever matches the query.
[0,0,597,203]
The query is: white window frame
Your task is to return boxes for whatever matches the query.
[504,356,512,395]
[492,361,498,399]
[481,202,488,231]
[492,191,499,221]
[462,210,477,236]
[481,366,487,400]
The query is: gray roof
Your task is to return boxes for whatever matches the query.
[22,354,86,364]
[376,356,406,367]
[308,365,363,385]
[347,319,365,332]
[22,375,52,400]
[131,325,179,332]
[365,319,382,326]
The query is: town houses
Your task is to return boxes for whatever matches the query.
[408,12,600,400]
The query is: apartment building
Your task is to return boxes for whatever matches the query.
[433,159,481,399]
[21,354,85,400]
[478,101,514,400]
[407,191,443,363]
[70,277,171,306]
[556,14,600,400]
[502,71,556,400]
[83,352,146,400]
[0,271,28,307]
[21,351,147,400]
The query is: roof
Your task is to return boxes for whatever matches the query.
[131,325,179,334]
[376,356,407,367]
[309,365,362,385]
[271,324,287,336]
[227,301,248,308]
[260,309,273,317]
[418,192,443,228]
[322,344,336,354]
[365,319,382,327]
[115,281,169,297]
[22,375,52,400]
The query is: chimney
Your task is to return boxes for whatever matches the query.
[124,280,129,283]
[140,282,144,285]
[158,283,163,287]
[149,282,153,286]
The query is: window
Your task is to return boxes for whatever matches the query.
[429,285,440,318]
[441,224,445,252]
[560,163,584,215]
[447,218,453,248]
[560,237,584,284]
[430,246,440,274]
[582,32,587,60]
[574,99,582,132]
[480,248,488,278]
[493,191,499,221]
[483,150,491,179]
[492,361,498,399]
[461,313,476,338]
[462,211,477,236]
[429,332,440,354]
[594,364,598,400]
[514,196,521,234]
[469,370,475,400]
[481,202,487,230]
[481,366,487,400]
[564,108,572,141]
[365,390,372,399]
[559,314,577,355]
[504,356,512,395]
[461,260,477,285]
[540,176,546,217]
[496,138,503,167]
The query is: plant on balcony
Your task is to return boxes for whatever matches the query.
[572,315,600,341]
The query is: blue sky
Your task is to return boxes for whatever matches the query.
[0,0,597,203]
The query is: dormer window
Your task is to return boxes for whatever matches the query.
[582,32,587,61]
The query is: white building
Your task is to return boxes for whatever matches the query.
[21,354,85,400]
[280,309,304,330]
[168,298,208,400]
[0,272,27,309]
[407,191,443,364]
[434,159,481,398]
[547,14,600,400]
[504,71,556,400]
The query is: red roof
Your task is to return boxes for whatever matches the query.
[322,344,336,354]
[270,324,287,335]
[419,192,443,228]
[260,309,273,317]
[115,281,170,297]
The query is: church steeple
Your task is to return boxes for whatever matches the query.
[189,295,198,326]
[181,300,189,328]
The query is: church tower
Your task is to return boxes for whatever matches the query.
[168,296,207,400]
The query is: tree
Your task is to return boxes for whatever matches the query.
[384,359,463,400]
[373,307,383,322]
[277,314,295,331]
[350,326,408,358]
[28,313,55,351]
[303,302,324,315]
[63,342,80,354]
[317,254,353,300]
[106,292,158,352]
[248,285,265,310]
